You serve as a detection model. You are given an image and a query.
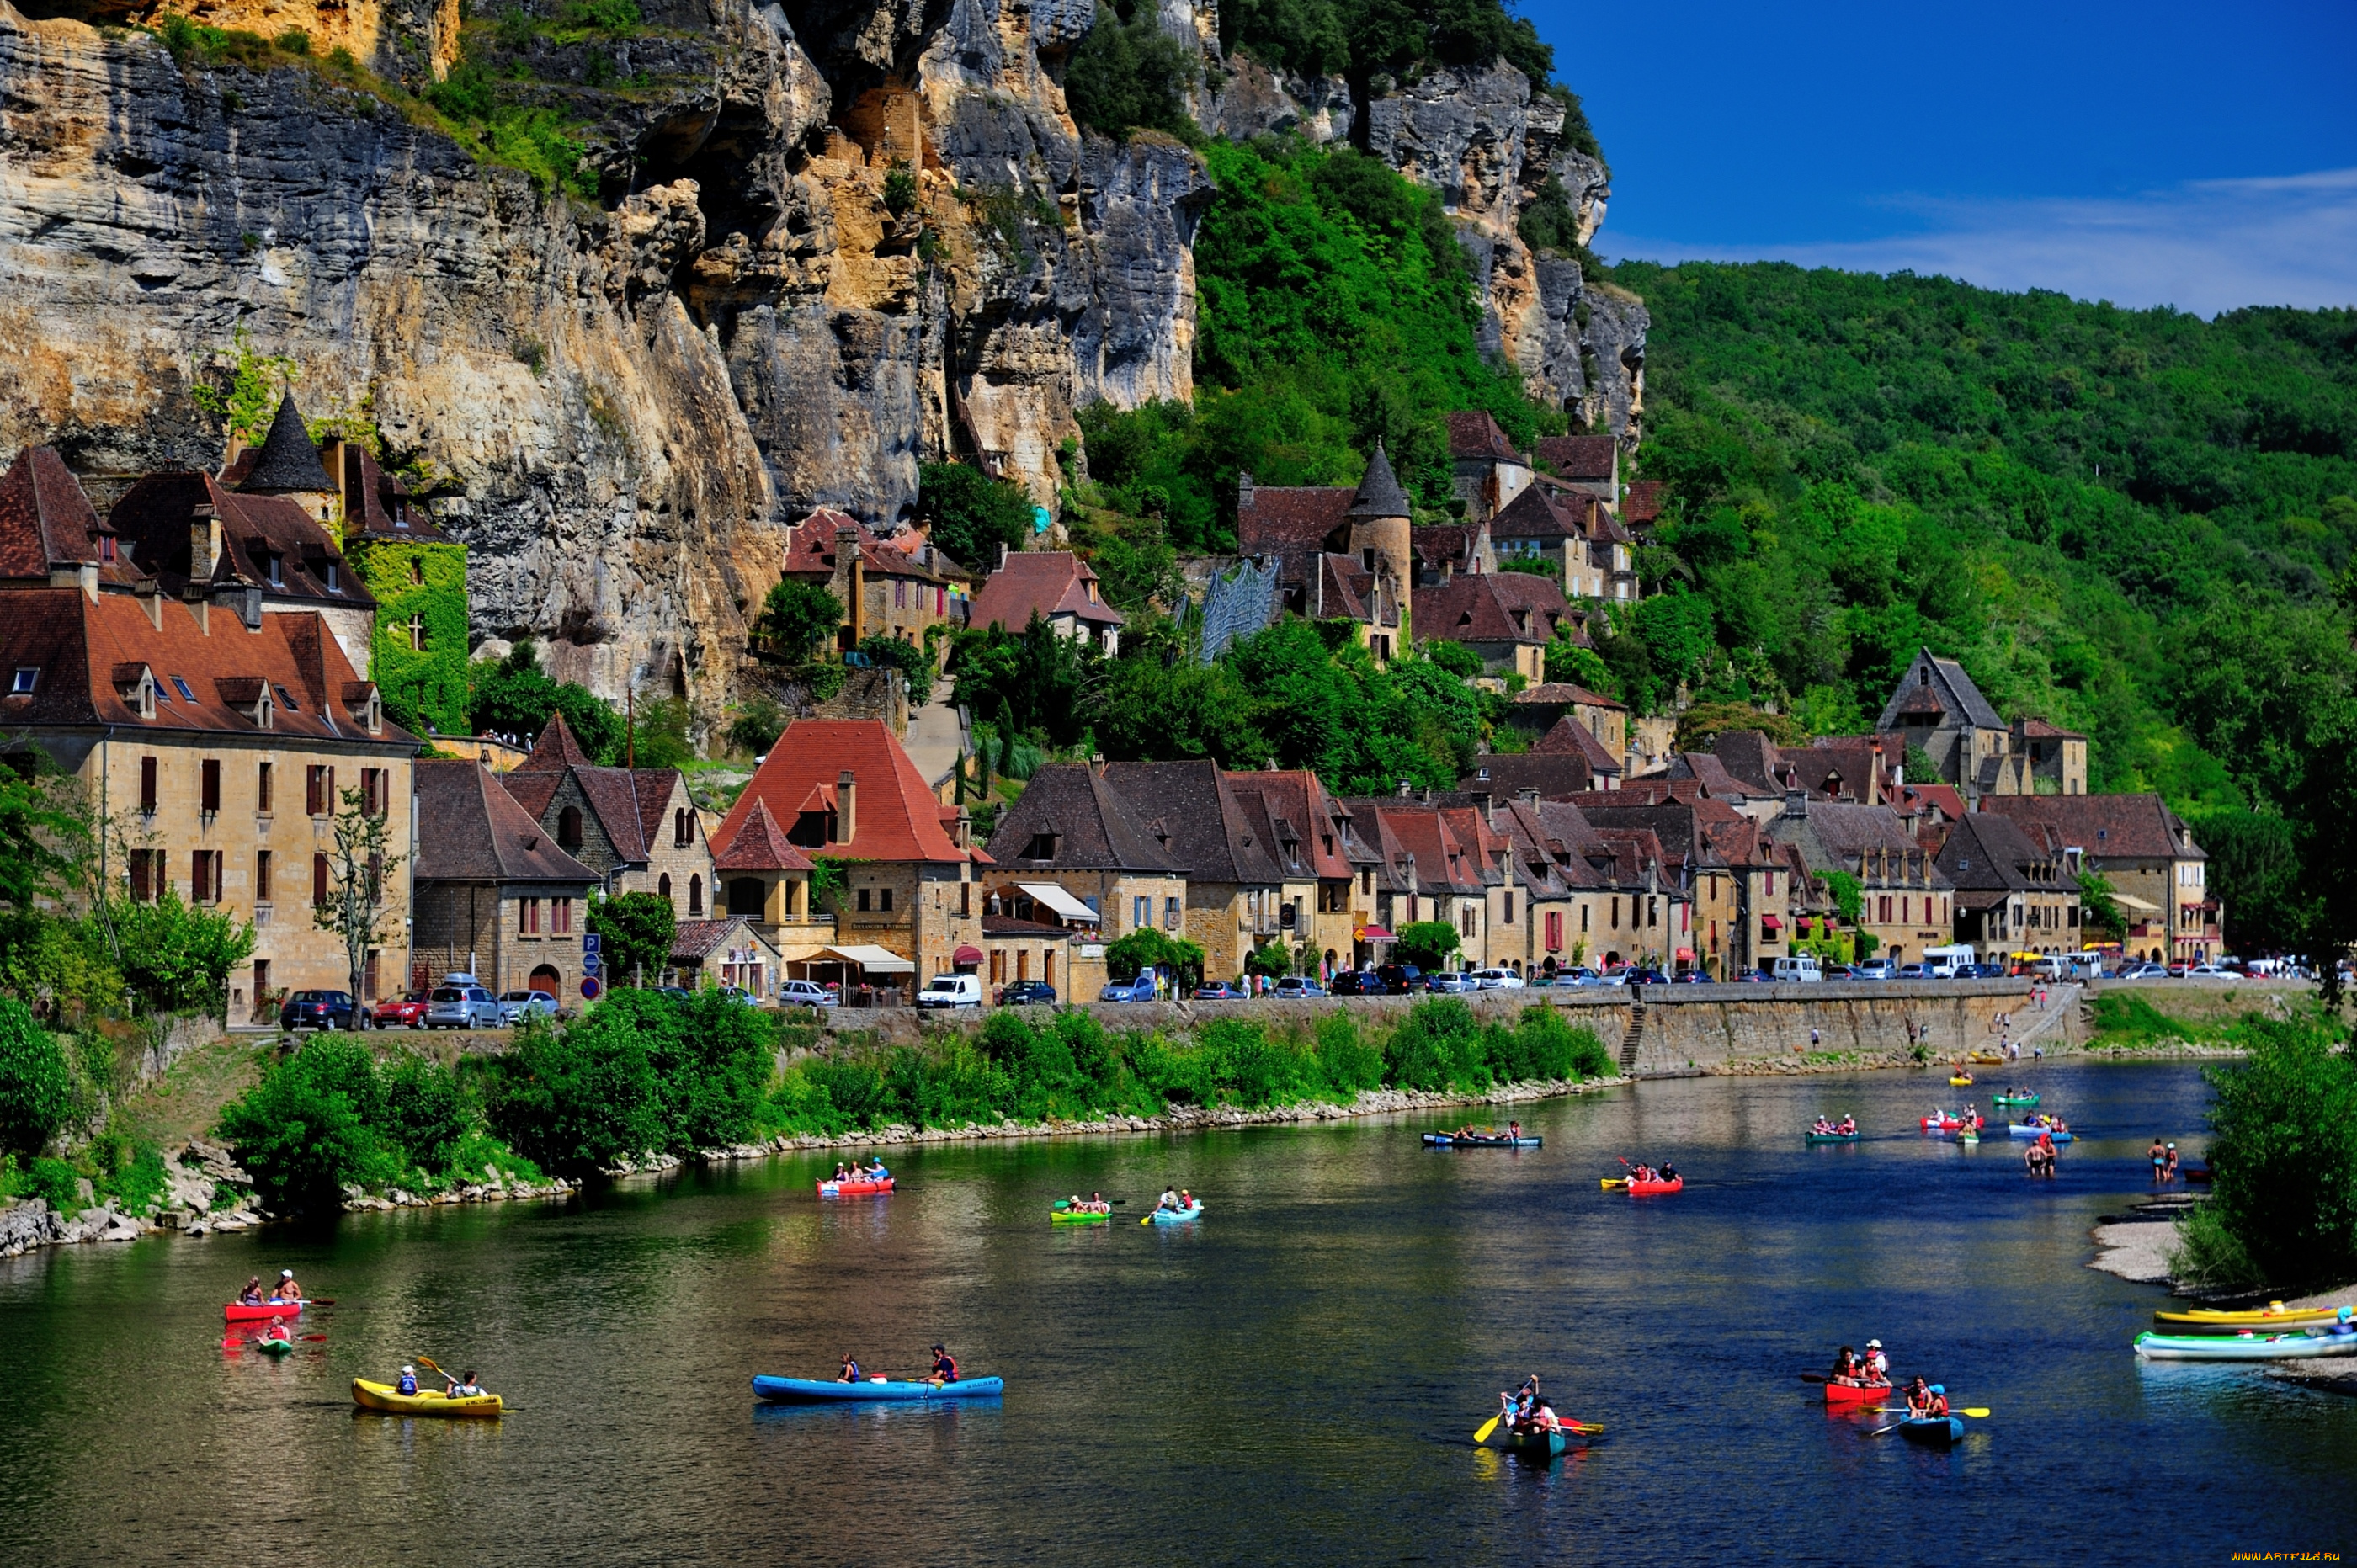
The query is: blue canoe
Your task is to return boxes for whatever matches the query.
[1422,1133,1542,1148]
[1148,1203,1205,1224]
[1898,1416,1964,1448]
[2007,1124,2073,1142]
[752,1375,1004,1403]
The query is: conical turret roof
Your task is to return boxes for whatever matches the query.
[237,392,336,494]
[1346,440,1411,518]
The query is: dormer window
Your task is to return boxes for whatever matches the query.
[98,536,116,562]
[8,667,35,695]
[265,553,283,587]
[325,561,340,593]
[1025,832,1060,861]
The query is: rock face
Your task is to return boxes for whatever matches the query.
[0,0,1636,718]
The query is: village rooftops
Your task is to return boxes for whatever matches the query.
[414,759,598,884]
[1937,811,2080,894]
[712,719,976,866]
[1445,411,1526,465]
[710,799,815,873]
[1979,793,2206,862]
[780,508,962,584]
[1880,647,2007,732]
[1535,434,1617,482]
[0,447,132,586]
[107,470,375,611]
[969,550,1123,633]
[985,762,1180,872]
[1099,759,1285,885]
[1413,571,1577,647]
[498,711,691,868]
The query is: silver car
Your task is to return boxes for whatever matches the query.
[497,989,561,1026]
[427,983,502,1029]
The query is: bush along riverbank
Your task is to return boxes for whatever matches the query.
[2074,990,2317,1060]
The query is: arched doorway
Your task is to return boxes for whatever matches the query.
[529,964,561,997]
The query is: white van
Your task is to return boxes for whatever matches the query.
[1920,944,1977,979]
[1769,955,1822,983]
[915,974,984,1009]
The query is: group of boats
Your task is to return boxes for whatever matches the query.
[223,1298,508,1417]
[2135,1301,2357,1360]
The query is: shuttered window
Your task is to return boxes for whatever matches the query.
[312,853,330,907]
[200,759,221,813]
[140,756,158,813]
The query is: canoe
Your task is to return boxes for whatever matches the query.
[1822,1379,1892,1406]
[352,1378,504,1417]
[1486,1420,1604,1459]
[1918,1114,1977,1131]
[224,1300,304,1323]
[817,1177,894,1196]
[1804,1130,1860,1144]
[1147,1203,1205,1224]
[2008,1124,2072,1142]
[1992,1092,2040,1107]
[752,1374,1005,1403]
[1599,1177,1628,1189]
[2155,1303,2349,1329]
[1422,1133,1542,1147]
[2136,1328,2357,1361]
[1947,1076,1975,1087]
[1051,1207,1110,1225]
[1899,1416,1964,1448]
[1969,1051,2004,1065]
[1626,1177,1684,1195]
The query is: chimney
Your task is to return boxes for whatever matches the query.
[1784,788,1807,819]
[998,541,1010,570]
[953,806,971,849]
[190,504,221,582]
[135,575,162,630]
[1472,768,1492,820]
[1397,778,1413,798]
[836,769,857,845]
[1519,788,1540,805]
[1237,470,1254,510]
[837,524,865,646]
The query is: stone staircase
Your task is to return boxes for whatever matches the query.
[1619,997,1646,1075]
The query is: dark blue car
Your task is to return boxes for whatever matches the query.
[280,990,370,1030]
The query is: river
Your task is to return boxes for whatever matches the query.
[2,1060,2351,1564]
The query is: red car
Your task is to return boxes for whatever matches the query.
[375,991,431,1029]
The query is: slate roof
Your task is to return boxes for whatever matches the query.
[237,394,338,494]
[108,470,375,612]
[0,585,403,743]
[1489,483,1589,543]
[1445,411,1525,465]
[1348,442,1413,518]
[1099,760,1283,884]
[1513,682,1625,712]
[970,550,1123,633]
[985,762,1181,872]
[1413,571,1575,646]
[1454,750,1615,797]
[0,447,128,583]
[1708,730,1783,793]
[1979,794,2205,862]
[1224,769,1358,880]
[1880,648,2007,732]
[1529,715,1625,775]
[715,719,973,866]
[414,760,597,885]
[1664,750,1752,797]
[1936,811,2078,894]
[1535,434,1617,481]
[710,798,814,872]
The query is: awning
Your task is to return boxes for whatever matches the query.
[1676,949,1695,961]
[1760,915,1782,931]
[1016,882,1099,922]
[2110,891,2162,912]
[1354,926,1396,942]
[811,944,916,974]
[952,944,984,965]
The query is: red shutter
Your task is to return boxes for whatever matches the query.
[189,850,206,903]
[130,851,150,902]
[140,756,158,813]
[200,758,221,813]
[306,766,324,816]
[312,853,329,907]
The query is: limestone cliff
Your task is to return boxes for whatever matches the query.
[0,0,1637,725]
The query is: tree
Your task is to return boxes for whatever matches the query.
[1819,869,1864,926]
[1393,920,1461,971]
[1244,938,1291,979]
[314,784,404,1019]
[216,1034,391,1212]
[468,643,625,762]
[1673,702,1806,754]
[109,885,256,1014]
[2076,868,2125,935]
[0,997,72,1155]
[1064,0,1198,140]
[0,768,84,915]
[2173,1019,2357,1291]
[1423,640,1483,678]
[588,890,675,987]
[918,460,1034,572]
[758,580,843,660]
[1102,928,1205,987]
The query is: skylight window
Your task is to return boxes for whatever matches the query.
[274,684,301,713]
[10,667,36,695]
[170,676,195,702]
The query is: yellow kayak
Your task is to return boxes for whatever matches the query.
[2153,1302,2347,1328]
[1947,1076,1975,1087]
[1599,1177,1628,1189]
[352,1378,504,1417]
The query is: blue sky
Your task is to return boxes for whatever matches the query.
[1533,0,2357,315]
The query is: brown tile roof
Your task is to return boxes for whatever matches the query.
[780,508,947,583]
[1665,751,1752,796]
[1979,794,2205,861]
[1225,769,1357,880]
[1445,411,1524,465]
[1489,483,1588,543]
[985,762,1180,872]
[711,798,815,871]
[414,759,598,884]
[1535,434,1617,481]
[1528,716,1624,776]
[970,550,1123,633]
[108,470,375,612]
[1100,760,1283,884]
[1708,730,1783,792]
[714,719,971,865]
[670,917,774,961]
[0,586,406,743]
[1455,752,1615,797]
[2014,716,2084,740]
[1620,480,1666,524]
[1412,524,1482,568]
[1413,572,1574,646]
[1936,811,2078,893]
[333,444,450,543]
[0,447,125,582]
[1512,682,1625,712]
[1237,486,1352,560]
[517,710,597,768]
[1365,805,1487,897]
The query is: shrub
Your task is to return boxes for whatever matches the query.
[918,460,1035,571]
[648,990,774,1149]
[1423,640,1483,678]
[587,890,675,988]
[0,997,72,1155]
[758,580,844,659]
[29,1156,80,1213]
[110,888,256,1013]
[486,1012,662,1177]
[557,0,640,35]
[1315,1010,1384,1095]
[2173,1019,2357,1292]
[379,1052,469,1172]
[798,1056,886,1129]
[727,694,789,755]
[1392,920,1461,973]
[217,1035,396,1212]
[882,158,918,217]
[1385,997,1490,1092]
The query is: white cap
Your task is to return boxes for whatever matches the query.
[1867,1339,1881,1347]
[281,1269,294,1278]
[402,1364,415,1375]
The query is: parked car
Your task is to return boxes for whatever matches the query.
[1192,980,1246,1001]
[497,989,561,1027]
[1819,963,1859,980]
[1327,970,1382,997]
[280,990,370,1031]
[1373,965,1425,995]
[778,979,838,1008]
[1425,970,1475,993]
[715,986,758,1006]
[2115,962,2167,981]
[1099,973,1159,1002]
[1549,967,1602,988]
[916,974,985,1010]
[1272,975,1329,999]
[1468,968,1525,990]
[1669,969,1710,984]
[1854,959,1895,981]
[1895,963,1928,981]
[1624,967,1671,986]
[2185,964,2241,981]
[995,979,1058,1007]
[375,991,430,1029]
[426,982,502,1029]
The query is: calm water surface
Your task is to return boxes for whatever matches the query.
[3,1060,2352,1565]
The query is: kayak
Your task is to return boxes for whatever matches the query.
[1899,1416,1964,1448]
[1969,1051,2004,1065]
[1822,1379,1892,1406]
[2136,1328,2357,1361]
[1992,1092,2040,1107]
[1625,1177,1684,1195]
[1599,1177,1628,1189]
[1051,1207,1110,1225]
[250,1337,296,1356]
[2008,1124,2072,1142]
[1147,1203,1205,1224]
[224,1300,305,1323]
[752,1374,1005,1403]
[1423,1133,1543,1147]
[1947,1076,1975,1087]
[1486,1420,1603,1458]
[352,1378,504,1417]
[817,1177,894,1196]
[1804,1130,1860,1144]
[2155,1303,2350,1329]
[1960,1129,1980,1145]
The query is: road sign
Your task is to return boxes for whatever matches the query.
[583,952,600,977]
[581,976,603,1001]
[584,933,602,954]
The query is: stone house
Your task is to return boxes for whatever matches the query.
[982,761,1185,965]
[0,580,416,1020]
[1343,797,1494,969]
[1534,434,1619,503]
[1445,411,1534,524]
[1410,520,1496,587]
[667,916,785,997]
[1489,484,1631,601]
[1761,795,1955,965]
[1097,760,1289,982]
[968,549,1124,652]
[708,719,983,993]
[1412,571,1578,682]
[2009,718,2088,795]
[1934,811,2082,959]
[1874,649,2017,801]
[977,913,1086,997]
[498,712,717,919]
[1570,791,1789,979]
[778,508,969,654]
[411,759,597,1001]
[0,444,142,593]
[1222,766,1375,975]
[1981,795,2216,963]
[1232,444,1413,660]
[708,798,830,953]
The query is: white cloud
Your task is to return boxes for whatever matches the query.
[1602,168,2357,316]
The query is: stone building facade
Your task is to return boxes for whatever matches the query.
[497,713,716,920]
[411,759,598,999]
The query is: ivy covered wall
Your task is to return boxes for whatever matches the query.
[348,537,471,739]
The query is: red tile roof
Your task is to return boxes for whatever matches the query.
[1413,572,1575,646]
[1535,434,1617,481]
[970,550,1123,633]
[780,508,949,583]
[1529,716,1624,774]
[1236,486,1352,560]
[713,719,971,865]
[1445,411,1525,465]
[108,470,375,612]
[1620,480,1666,524]
[0,447,125,582]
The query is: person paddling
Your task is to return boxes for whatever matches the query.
[1863,1339,1888,1382]
[444,1369,483,1397]
[928,1344,960,1385]
[263,1314,291,1343]
[1904,1377,1932,1417]
[1158,1187,1180,1213]
[838,1353,863,1384]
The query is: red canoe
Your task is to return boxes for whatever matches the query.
[1626,1177,1684,1195]
[224,1300,305,1322]
[817,1177,895,1196]
[1822,1379,1891,1406]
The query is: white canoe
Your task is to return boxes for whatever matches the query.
[2135,1328,2357,1361]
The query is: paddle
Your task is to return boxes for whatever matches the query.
[1474,1411,1502,1443]
[1863,1406,1989,1417]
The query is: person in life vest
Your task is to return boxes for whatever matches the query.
[1863,1340,1888,1382]
[928,1344,959,1385]
[263,1314,291,1344]
[1830,1346,1861,1386]
[1501,1374,1540,1429]
[1903,1377,1933,1417]
[1924,1384,1950,1418]
[1158,1187,1181,1213]
[837,1353,863,1384]
[396,1364,419,1395]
